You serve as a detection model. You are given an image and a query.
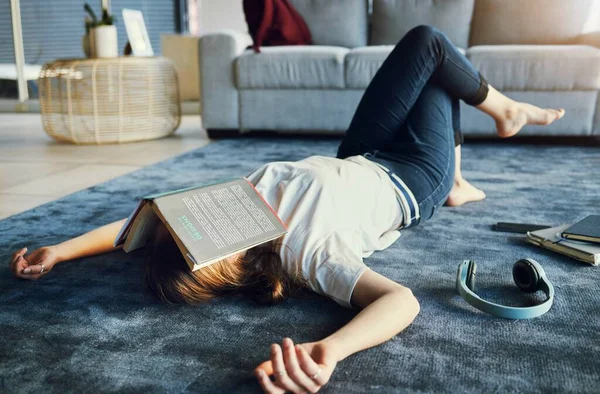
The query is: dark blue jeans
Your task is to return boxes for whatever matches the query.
[337,25,489,227]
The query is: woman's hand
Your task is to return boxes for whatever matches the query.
[254,338,337,393]
[9,246,60,280]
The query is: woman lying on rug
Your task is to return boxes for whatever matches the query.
[10,26,564,394]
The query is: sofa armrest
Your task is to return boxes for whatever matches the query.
[199,30,253,130]
[577,31,600,49]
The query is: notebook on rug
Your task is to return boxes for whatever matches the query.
[561,215,600,244]
[526,224,600,266]
[114,178,287,271]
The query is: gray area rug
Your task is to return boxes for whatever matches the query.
[1,137,599,393]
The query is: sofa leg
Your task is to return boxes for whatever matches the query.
[205,129,241,139]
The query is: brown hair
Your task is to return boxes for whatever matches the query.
[144,222,297,305]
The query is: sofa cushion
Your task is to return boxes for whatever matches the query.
[470,0,600,46]
[288,0,368,48]
[467,45,600,90]
[371,0,475,48]
[345,46,466,89]
[236,46,349,89]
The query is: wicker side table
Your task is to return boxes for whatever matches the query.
[38,57,181,144]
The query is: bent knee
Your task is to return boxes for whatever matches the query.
[405,24,439,42]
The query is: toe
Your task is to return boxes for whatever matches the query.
[546,109,565,123]
[539,110,555,125]
[471,186,486,200]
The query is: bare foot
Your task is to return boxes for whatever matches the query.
[496,104,565,138]
[445,178,486,207]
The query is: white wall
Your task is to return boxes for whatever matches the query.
[199,0,248,35]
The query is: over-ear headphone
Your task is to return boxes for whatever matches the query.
[456,258,554,319]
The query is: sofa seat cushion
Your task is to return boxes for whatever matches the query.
[345,46,466,89]
[236,46,349,89]
[467,45,600,90]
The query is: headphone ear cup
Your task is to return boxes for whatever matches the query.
[513,259,541,293]
[466,261,477,291]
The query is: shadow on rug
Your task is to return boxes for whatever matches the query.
[1,138,599,393]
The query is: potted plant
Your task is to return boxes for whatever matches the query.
[83,1,118,58]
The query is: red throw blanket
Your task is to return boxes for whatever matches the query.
[243,0,312,53]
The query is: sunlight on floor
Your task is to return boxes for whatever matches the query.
[0,114,211,219]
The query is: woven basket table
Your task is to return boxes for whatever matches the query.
[38,57,181,144]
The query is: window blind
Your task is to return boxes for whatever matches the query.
[0,0,177,65]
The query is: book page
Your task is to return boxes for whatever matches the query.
[123,202,161,252]
[114,199,145,247]
[153,178,286,268]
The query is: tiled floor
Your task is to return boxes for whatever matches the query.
[0,114,211,220]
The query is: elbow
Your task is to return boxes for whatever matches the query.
[396,288,420,319]
[408,289,421,319]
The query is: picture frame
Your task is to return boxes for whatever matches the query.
[122,9,154,57]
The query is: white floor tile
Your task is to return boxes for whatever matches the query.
[0,114,211,216]
[3,164,141,197]
[0,193,58,220]
[0,161,77,189]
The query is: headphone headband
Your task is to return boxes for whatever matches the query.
[456,259,554,319]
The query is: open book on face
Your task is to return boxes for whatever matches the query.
[114,178,287,271]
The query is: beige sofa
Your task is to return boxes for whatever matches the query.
[200,0,600,138]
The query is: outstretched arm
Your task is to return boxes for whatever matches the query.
[10,218,127,279]
[323,269,420,359]
[254,270,420,393]
[53,218,127,262]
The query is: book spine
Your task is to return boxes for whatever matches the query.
[146,177,245,200]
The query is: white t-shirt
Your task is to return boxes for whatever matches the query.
[246,155,404,308]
